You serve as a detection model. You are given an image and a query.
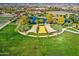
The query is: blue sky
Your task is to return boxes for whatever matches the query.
[0,0,79,3]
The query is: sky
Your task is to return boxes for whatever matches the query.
[0,3,79,7]
[0,0,79,3]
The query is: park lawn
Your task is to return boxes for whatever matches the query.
[0,21,79,56]
[67,28,79,32]
[28,32,49,36]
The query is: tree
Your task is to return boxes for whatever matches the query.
[19,15,27,25]
[46,13,53,23]
[2,7,16,14]
[57,15,65,25]
[69,14,79,23]
[16,15,29,32]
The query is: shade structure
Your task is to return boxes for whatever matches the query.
[45,24,56,33]
[38,25,47,33]
[26,24,56,34]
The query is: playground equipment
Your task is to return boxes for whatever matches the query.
[29,15,37,24]
[17,13,79,37]
[29,15,47,24]
[17,24,57,35]
[43,17,47,24]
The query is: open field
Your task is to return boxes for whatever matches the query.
[0,20,79,56]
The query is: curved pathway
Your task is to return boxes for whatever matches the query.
[18,24,79,37]
[18,24,66,37]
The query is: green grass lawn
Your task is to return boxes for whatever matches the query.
[0,21,79,56]
[67,28,79,32]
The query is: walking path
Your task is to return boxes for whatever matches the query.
[65,29,79,34]
[18,24,79,37]
[0,15,19,30]
[18,24,66,37]
[0,21,10,29]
